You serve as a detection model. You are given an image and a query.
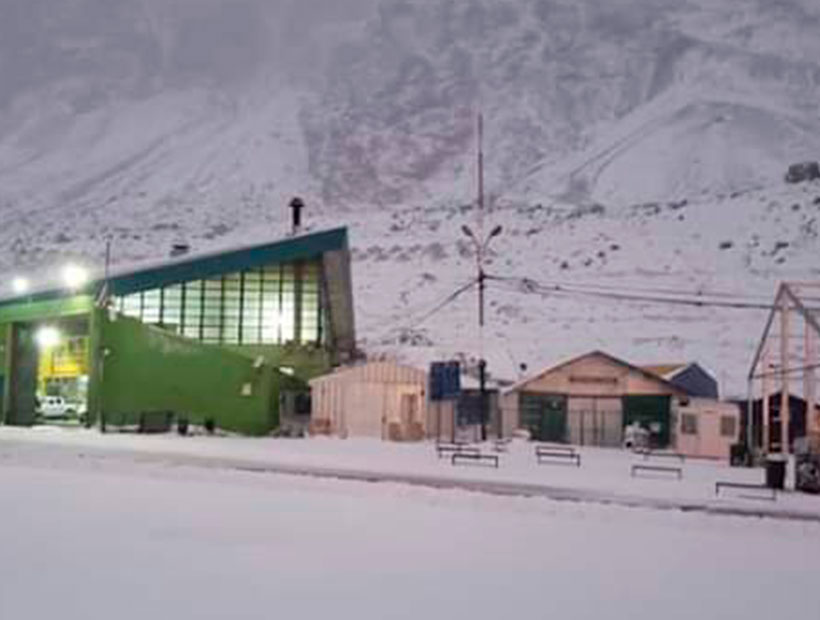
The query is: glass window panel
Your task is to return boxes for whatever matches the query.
[142,290,161,324]
[720,415,737,438]
[681,413,698,435]
[223,276,241,345]
[261,325,278,344]
[301,320,319,343]
[122,294,141,318]
[162,286,183,330]
[241,327,260,345]
[183,281,203,338]
[202,326,220,343]
[222,329,240,345]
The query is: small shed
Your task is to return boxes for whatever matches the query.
[309,361,427,441]
[674,398,740,459]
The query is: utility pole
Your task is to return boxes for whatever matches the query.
[461,113,502,442]
[781,293,790,454]
[477,113,487,443]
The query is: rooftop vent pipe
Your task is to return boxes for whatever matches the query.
[171,242,190,258]
[289,196,305,235]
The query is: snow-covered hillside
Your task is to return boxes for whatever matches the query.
[1,0,819,394]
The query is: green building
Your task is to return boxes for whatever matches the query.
[0,227,355,436]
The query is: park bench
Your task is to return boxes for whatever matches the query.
[641,450,686,463]
[536,444,575,452]
[535,445,581,467]
[451,451,499,468]
[436,443,479,459]
[631,464,682,479]
[715,481,777,501]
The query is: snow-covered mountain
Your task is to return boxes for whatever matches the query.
[1,0,819,394]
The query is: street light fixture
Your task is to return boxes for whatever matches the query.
[12,277,29,295]
[35,326,61,349]
[62,264,89,290]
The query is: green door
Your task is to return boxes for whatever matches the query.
[622,395,671,448]
[520,393,567,443]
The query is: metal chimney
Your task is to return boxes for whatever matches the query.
[289,197,305,235]
[170,242,190,258]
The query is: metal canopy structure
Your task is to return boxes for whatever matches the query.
[747,282,820,453]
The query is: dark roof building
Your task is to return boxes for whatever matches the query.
[642,362,719,399]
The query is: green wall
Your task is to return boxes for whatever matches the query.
[226,344,331,381]
[97,315,282,436]
[0,295,94,323]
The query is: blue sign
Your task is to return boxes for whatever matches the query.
[429,361,461,401]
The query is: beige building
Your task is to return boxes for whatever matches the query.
[501,351,687,448]
[309,361,427,441]
[675,398,740,459]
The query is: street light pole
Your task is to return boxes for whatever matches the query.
[462,224,502,442]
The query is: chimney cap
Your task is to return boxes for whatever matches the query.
[171,242,190,257]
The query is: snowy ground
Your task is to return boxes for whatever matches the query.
[2,427,819,520]
[1,432,819,620]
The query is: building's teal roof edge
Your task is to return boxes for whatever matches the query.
[0,227,349,309]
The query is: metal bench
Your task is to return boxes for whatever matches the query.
[631,464,682,479]
[535,446,581,467]
[536,444,576,453]
[642,450,686,463]
[436,443,479,459]
[451,452,499,468]
[715,481,777,501]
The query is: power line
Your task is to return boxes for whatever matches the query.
[363,278,478,344]
[405,278,478,330]
[750,363,820,380]
[505,276,777,302]
[486,275,816,311]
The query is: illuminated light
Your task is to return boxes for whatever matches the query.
[35,326,61,349]
[12,277,29,295]
[62,264,89,290]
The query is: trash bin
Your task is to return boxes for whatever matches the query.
[766,454,787,490]
[730,443,748,467]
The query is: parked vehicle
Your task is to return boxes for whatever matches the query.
[623,422,650,451]
[36,396,78,419]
